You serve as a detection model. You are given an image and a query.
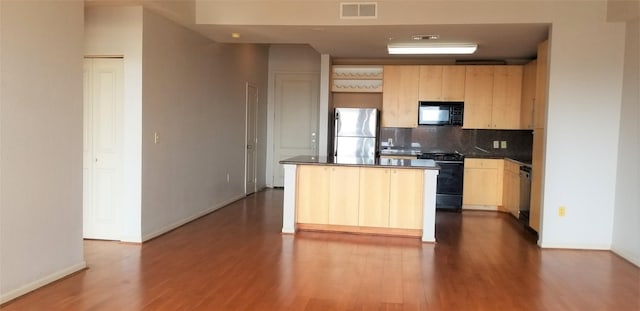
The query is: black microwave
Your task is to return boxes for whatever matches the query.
[418,102,464,126]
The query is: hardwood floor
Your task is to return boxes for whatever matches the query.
[2,189,639,310]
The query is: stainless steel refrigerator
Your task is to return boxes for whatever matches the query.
[334,108,379,158]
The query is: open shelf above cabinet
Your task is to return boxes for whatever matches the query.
[332,65,383,93]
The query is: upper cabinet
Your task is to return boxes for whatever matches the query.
[382,65,420,128]
[534,40,549,129]
[520,60,537,129]
[418,65,466,101]
[463,65,523,129]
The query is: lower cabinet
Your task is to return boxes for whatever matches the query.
[359,168,390,227]
[463,158,503,208]
[296,165,360,226]
[389,169,424,229]
[297,165,424,231]
[296,165,330,224]
[503,160,521,217]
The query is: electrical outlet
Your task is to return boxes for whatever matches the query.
[387,138,393,146]
[493,140,500,149]
[558,206,566,217]
[501,141,508,149]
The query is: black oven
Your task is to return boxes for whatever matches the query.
[419,153,464,211]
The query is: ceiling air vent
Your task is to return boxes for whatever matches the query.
[340,2,377,19]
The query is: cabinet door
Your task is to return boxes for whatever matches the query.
[463,66,494,129]
[521,60,537,129]
[328,166,360,226]
[492,66,523,129]
[463,159,500,206]
[503,161,521,217]
[359,168,390,227]
[534,40,549,129]
[382,66,419,127]
[389,169,424,229]
[463,168,499,205]
[296,165,330,224]
[441,65,466,101]
[530,129,545,232]
[418,65,443,101]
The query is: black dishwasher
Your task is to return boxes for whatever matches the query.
[519,166,532,224]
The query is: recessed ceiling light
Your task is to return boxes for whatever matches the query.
[388,42,478,55]
[231,33,241,39]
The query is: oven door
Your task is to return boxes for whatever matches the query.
[435,161,464,210]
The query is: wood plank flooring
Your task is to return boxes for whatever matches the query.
[2,189,639,310]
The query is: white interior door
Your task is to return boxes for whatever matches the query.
[245,83,258,195]
[83,58,123,240]
[273,73,320,186]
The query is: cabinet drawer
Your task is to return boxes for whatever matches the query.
[464,158,500,169]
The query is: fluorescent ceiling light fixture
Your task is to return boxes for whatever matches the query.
[387,42,478,55]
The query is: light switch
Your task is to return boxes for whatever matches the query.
[154,132,160,144]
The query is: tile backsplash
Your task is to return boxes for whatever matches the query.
[380,126,533,163]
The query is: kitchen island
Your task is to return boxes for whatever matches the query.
[280,156,439,242]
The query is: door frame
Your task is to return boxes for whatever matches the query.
[245,83,258,195]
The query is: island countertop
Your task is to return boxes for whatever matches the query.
[280,155,439,169]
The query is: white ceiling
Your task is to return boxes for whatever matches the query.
[192,23,550,63]
[97,1,550,63]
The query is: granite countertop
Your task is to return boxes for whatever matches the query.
[379,148,422,156]
[280,155,439,170]
[464,154,532,166]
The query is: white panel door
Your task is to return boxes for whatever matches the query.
[273,73,320,186]
[245,83,258,195]
[83,58,123,240]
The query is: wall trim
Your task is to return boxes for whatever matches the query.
[141,194,246,242]
[612,248,640,268]
[538,243,611,250]
[0,261,87,305]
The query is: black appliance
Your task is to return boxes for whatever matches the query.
[418,102,464,126]
[418,152,465,211]
[519,166,532,224]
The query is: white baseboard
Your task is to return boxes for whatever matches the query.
[141,194,246,242]
[611,249,640,267]
[538,242,611,250]
[0,261,87,305]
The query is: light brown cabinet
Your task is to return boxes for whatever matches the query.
[328,166,361,226]
[296,165,330,224]
[463,158,503,208]
[530,129,544,232]
[534,40,549,129]
[389,169,424,229]
[359,168,390,227]
[418,65,466,101]
[358,167,423,230]
[463,65,523,129]
[297,165,424,232]
[382,65,420,128]
[503,160,521,217]
[520,60,537,129]
[492,66,523,129]
[529,39,549,233]
[463,66,494,129]
[296,165,360,226]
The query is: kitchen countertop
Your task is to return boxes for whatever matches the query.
[378,148,532,166]
[280,155,439,169]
